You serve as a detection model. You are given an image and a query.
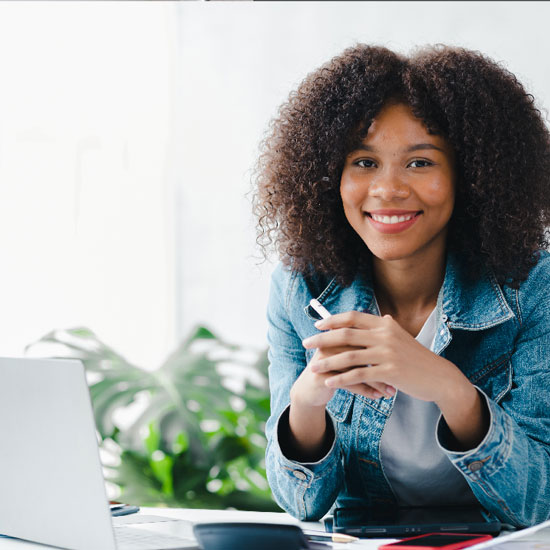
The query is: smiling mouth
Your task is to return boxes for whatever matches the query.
[365,211,423,225]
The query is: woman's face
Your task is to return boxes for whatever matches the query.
[340,102,456,264]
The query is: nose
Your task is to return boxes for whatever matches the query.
[368,168,410,201]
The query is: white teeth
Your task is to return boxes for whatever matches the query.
[371,213,416,224]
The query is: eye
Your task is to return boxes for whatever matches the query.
[408,159,434,168]
[355,159,376,168]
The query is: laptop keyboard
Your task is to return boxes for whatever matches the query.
[114,526,197,550]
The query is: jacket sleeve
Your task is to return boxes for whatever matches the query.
[264,264,344,520]
[436,294,550,527]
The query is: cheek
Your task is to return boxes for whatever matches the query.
[340,175,364,208]
[422,178,455,211]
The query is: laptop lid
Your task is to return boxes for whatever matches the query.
[0,357,117,550]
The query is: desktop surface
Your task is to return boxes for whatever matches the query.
[0,507,397,550]
[1,507,539,550]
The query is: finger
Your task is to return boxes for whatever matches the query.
[348,380,393,398]
[368,381,395,397]
[350,384,396,399]
[315,344,363,359]
[310,348,376,373]
[315,311,392,331]
[326,376,390,397]
[303,327,376,350]
[311,354,389,398]
[310,350,395,397]
[345,383,385,400]
[325,365,389,388]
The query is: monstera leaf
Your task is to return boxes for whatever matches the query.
[26,325,279,511]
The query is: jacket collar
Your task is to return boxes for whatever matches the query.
[308,249,515,331]
[439,248,514,330]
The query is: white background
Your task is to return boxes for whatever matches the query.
[0,2,548,369]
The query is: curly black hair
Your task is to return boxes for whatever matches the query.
[253,44,550,289]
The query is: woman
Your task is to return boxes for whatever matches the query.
[253,44,550,527]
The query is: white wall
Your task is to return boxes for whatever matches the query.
[1,2,549,368]
[0,2,177,368]
[175,1,550,349]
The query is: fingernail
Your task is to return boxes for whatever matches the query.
[325,378,336,387]
[302,337,312,347]
[373,391,383,399]
[314,320,325,328]
[310,363,319,372]
[386,386,396,396]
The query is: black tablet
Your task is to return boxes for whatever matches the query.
[333,506,502,538]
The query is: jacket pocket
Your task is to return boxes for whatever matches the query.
[326,389,354,422]
[469,353,512,403]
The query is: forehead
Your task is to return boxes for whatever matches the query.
[360,102,449,151]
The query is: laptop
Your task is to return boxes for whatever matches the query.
[0,357,199,550]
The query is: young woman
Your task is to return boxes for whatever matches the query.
[253,44,550,527]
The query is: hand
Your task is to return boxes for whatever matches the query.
[290,346,351,409]
[302,311,468,406]
[287,346,355,462]
[298,342,396,405]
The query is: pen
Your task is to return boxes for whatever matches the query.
[304,531,359,543]
[310,299,332,320]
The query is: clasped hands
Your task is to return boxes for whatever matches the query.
[297,311,461,408]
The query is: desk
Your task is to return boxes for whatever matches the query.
[6,507,548,550]
[0,506,397,550]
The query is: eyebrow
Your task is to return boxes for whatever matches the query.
[353,143,445,153]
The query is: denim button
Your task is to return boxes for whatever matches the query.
[468,461,484,472]
[293,470,307,480]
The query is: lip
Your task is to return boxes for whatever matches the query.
[366,211,422,234]
[367,209,422,216]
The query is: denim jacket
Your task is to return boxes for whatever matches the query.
[265,249,550,526]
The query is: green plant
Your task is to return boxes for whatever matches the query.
[26,326,280,511]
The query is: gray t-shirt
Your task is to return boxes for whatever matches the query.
[379,303,478,506]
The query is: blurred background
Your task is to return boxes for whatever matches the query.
[2,1,550,366]
[2,1,549,509]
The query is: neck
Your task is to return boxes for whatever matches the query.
[371,246,447,318]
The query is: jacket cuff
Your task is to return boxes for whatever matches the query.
[435,386,511,479]
[272,404,340,482]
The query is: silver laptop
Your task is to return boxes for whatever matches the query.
[0,357,198,550]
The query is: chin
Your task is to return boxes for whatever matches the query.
[366,242,416,262]
[371,253,413,263]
